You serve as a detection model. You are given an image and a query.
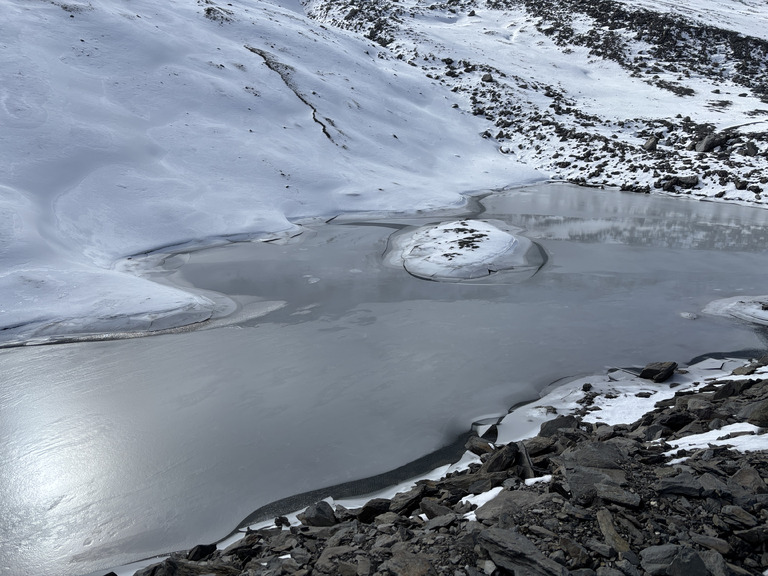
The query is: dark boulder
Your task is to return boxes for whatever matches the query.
[639,361,677,382]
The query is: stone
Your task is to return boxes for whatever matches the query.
[695,133,727,153]
[477,528,568,575]
[561,441,625,469]
[479,442,519,473]
[595,482,642,508]
[657,472,702,497]
[730,466,768,494]
[420,497,453,519]
[357,498,391,523]
[299,501,337,527]
[746,399,768,427]
[539,415,580,437]
[639,361,677,382]
[424,513,458,531]
[390,485,426,515]
[640,544,680,575]
[465,435,494,456]
[379,551,437,576]
[690,534,731,555]
[596,509,630,554]
[474,490,555,523]
[186,543,217,561]
[667,547,708,576]
[719,505,758,528]
[643,135,659,151]
[134,558,240,576]
[315,545,356,573]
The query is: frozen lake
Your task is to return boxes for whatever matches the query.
[2,184,768,576]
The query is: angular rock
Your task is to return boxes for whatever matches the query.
[690,534,731,555]
[539,415,579,437]
[357,498,391,524]
[596,509,630,554]
[719,505,758,528]
[379,551,437,576]
[595,482,641,508]
[729,466,768,494]
[657,472,702,497]
[640,544,680,576]
[479,442,519,474]
[424,513,458,531]
[561,441,625,469]
[643,135,659,151]
[390,485,425,516]
[315,545,356,573]
[134,558,240,576]
[474,490,555,523]
[299,500,337,527]
[186,543,217,562]
[465,435,494,456]
[746,399,768,427]
[667,547,708,576]
[419,497,453,520]
[639,361,677,383]
[477,528,568,576]
[695,133,727,153]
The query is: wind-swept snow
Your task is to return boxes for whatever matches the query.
[0,0,540,344]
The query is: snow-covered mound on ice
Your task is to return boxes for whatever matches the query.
[387,219,539,281]
[703,296,768,326]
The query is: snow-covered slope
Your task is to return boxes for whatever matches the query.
[2,0,767,343]
[0,0,539,344]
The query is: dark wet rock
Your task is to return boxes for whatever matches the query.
[639,361,677,382]
[477,528,568,575]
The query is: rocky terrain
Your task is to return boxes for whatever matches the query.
[301,0,768,202]
[127,358,768,576]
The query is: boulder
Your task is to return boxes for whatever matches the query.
[539,415,580,437]
[477,528,568,576]
[639,361,677,382]
[298,500,337,527]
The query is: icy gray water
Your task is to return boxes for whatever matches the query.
[2,184,768,576]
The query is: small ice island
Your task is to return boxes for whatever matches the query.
[386,219,542,281]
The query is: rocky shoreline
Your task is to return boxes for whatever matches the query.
[124,357,768,576]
